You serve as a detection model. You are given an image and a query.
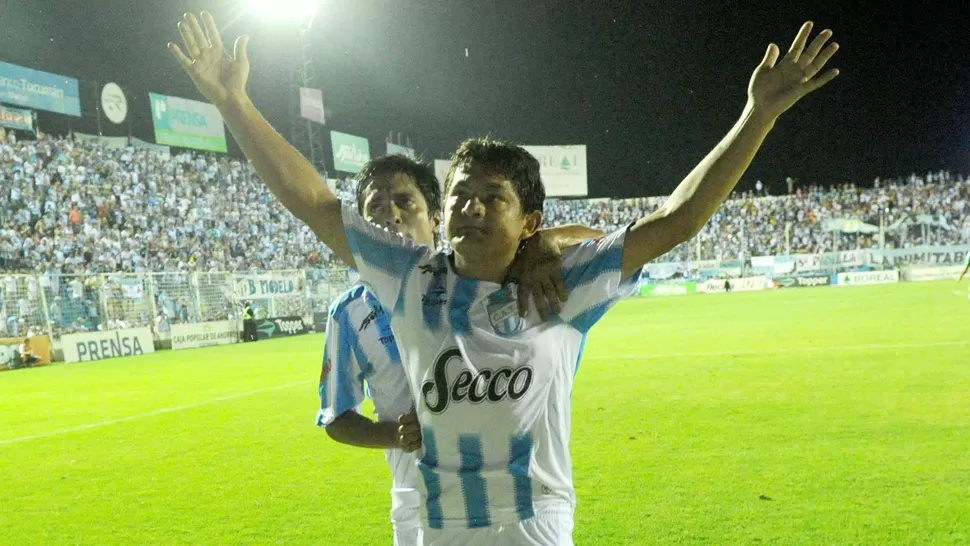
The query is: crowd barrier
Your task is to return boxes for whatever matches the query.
[1,254,966,368]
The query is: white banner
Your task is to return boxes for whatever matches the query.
[835,270,899,286]
[521,145,588,197]
[871,245,970,266]
[299,87,325,124]
[234,271,303,299]
[434,159,452,190]
[795,250,867,272]
[692,259,721,270]
[432,147,586,197]
[900,265,965,282]
[171,321,238,350]
[699,276,772,293]
[74,132,128,150]
[62,328,155,363]
[130,137,171,155]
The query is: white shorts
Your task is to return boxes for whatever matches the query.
[394,525,424,546]
[421,512,574,546]
[391,488,423,546]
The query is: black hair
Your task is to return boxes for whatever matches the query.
[355,154,441,219]
[444,138,545,214]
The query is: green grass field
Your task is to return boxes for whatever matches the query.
[2,281,969,545]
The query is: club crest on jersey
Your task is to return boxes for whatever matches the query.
[485,285,522,336]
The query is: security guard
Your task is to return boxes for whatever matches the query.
[242,301,258,342]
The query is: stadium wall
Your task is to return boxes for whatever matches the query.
[1,254,966,368]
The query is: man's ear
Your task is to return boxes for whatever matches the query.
[520,210,542,240]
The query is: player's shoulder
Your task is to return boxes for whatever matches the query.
[329,284,389,322]
[328,284,369,317]
[561,224,630,270]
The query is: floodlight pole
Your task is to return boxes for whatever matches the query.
[289,21,327,177]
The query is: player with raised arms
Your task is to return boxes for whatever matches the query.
[314,152,600,546]
[169,12,839,544]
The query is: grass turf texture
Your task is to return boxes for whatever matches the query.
[1,281,968,545]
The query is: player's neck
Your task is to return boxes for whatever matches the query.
[450,251,513,284]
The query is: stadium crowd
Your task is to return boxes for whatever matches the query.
[2,131,969,277]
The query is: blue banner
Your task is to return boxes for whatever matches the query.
[0,61,81,117]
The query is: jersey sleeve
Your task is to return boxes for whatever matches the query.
[341,204,429,312]
[316,305,366,428]
[557,223,643,334]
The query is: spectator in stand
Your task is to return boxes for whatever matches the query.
[0,131,967,273]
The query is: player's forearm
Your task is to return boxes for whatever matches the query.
[656,103,775,237]
[217,93,337,225]
[541,224,605,248]
[325,411,399,449]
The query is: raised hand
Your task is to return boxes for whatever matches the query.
[748,22,840,121]
[167,12,250,107]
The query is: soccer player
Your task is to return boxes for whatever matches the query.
[314,155,441,546]
[315,154,600,546]
[958,251,970,299]
[170,13,839,543]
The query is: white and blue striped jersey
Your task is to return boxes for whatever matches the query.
[341,205,641,530]
[315,285,420,527]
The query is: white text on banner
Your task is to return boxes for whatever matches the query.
[171,321,239,350]
[62,328,155,363]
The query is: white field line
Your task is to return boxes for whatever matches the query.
[0,380,315,446]
[584,340,969,361]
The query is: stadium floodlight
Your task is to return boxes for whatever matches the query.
[248,0,319,22]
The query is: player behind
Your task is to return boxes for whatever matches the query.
[315,154,601,545]
[170,13,839,544]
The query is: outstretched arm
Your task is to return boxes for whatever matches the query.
[168,12,355,268]
[621,22,840,278]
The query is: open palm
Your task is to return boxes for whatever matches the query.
[748,22,840,120]
[168,12,250,106]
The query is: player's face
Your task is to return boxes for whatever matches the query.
[360,173,439,247]
[444,163,541,265]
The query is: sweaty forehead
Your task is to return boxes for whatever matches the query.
[450,166,513,193]
[362,173,420,199]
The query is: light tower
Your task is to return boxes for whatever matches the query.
[248,0,327,175]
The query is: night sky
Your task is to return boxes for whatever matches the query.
[1,0,967,198]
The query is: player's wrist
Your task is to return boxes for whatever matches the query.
[380,421,402,449]
[215,91,253,114]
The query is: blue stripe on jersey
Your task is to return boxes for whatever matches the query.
[458,434,491,528]
[372,299,402,366]
[562,246,623,293]
[329,284,367,316]
[346,225,420,276]
[568,300,613,334]
[449,279,479,336]
[395,249,425,314]
[331,310,359,418]
[340,308,374,380]
[508,433,535,521]
[574,334,588,377]
[418,426,444,529]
